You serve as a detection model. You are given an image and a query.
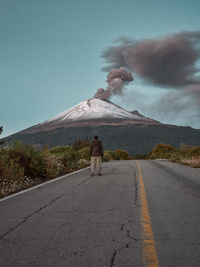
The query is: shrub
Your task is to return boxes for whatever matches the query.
[62,150,80,164]
[43,153,64,179]
[102,152,110,162]
[103,150,120,161]
[61,150,80,172]
[179,143,192,158]
[150,143,176,159]
[50,145,73,156]
[0,138,93,198]
[0,146,33,198]
[5,142,45,179]
[115,149,130,160]
[103,151,112,161]
[190,146,200,157]
[79,147,90,160]
[77,159,90,168]
[0,154,24,181]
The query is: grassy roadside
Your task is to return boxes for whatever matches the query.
[149,143,200,168]
[0,142,90,199]
[1,125,199,199]
[0,139,132,199]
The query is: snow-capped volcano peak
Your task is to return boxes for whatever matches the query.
[43,98,151,124]
[20,98,159,134]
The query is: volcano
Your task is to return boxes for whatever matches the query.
[2,98,200,155]
[23,98,158,134]
[43,98,153,122]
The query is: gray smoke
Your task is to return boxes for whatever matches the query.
[94,87,112,99]
[101,31,200,87]
[94,67,133,99]
[152,84,200,127]
[99,31,200,127]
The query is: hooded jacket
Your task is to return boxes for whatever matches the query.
[90,140,104,157]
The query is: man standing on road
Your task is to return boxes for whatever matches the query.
[90,136,104,176]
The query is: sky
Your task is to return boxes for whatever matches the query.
[1,0,200,138]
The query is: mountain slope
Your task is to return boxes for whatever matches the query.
[20,98,159,134]
[41,98,156,124]
[2,98,200,155]
[44,98,146,122]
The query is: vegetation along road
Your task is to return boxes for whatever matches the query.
[0,160,200,267]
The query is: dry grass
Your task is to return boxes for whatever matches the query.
[150,143,200,168]
[180,156,200,168]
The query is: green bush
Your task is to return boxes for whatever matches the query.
[115,149,130,160]
[0,144,32,198]
[1,134,149,198]
[0,153,24,181]
[190,146,200,157]
[4,142,45,179]
[50,145,73,156]
[103,151,112,160]
[0,138,91,198]
[179,143,192,158]
[102,152,110,162]
[78,147,90,160]
[150,143,176,159]
[61,150,80,172]
[104,150,120,161]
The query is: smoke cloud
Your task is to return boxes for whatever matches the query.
[150,84,200,128]
[98,31,200,127]
[94,67,133,99]
[101,31,200,87]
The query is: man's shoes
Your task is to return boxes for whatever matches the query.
[97,173,102,176]
[90,173,95,176]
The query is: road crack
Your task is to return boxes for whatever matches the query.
[110,243,130,267]
[126,229,138,241]
[124,216,138,242]
[110,250,117,267]
[110,215,138,266]
[0,195,62,240]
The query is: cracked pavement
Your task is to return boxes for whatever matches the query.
[1,160,200,266]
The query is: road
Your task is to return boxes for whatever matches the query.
[0,160,200,267]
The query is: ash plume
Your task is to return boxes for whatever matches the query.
[94,87,112,99]
[99,30,200,127]
[94,67,133,99]
[101,31,200,87]
[152,84,200,127]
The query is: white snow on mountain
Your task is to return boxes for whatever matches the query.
[42,98,152,124]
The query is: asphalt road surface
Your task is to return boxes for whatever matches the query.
[0,160,200,267]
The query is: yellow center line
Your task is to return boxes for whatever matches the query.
[137,161,160,267]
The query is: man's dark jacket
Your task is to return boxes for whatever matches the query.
[90,140,104,157]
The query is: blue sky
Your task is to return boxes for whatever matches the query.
[1,0,200,138]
